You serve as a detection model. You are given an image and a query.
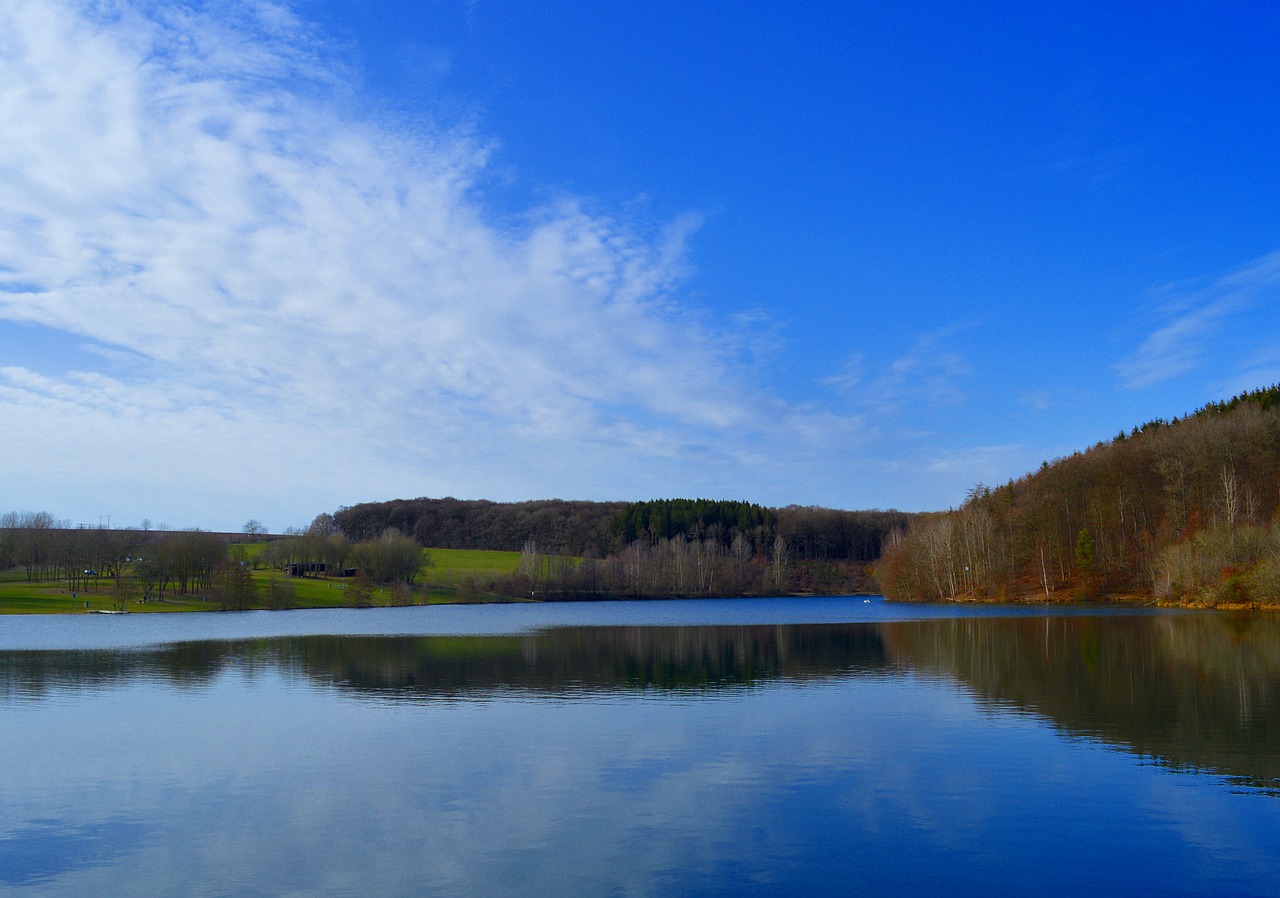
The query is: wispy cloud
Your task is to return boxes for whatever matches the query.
[924,444,1029,480]
[0,0,804,525]
[1017,390,1053,412]
[825,325,973,414]
[1117,251,1280,390]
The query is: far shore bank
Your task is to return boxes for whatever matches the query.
[4,591,1278,615]
[925,591,1280,611]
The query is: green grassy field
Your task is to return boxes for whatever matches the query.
[0,546,526,614]
[0,569,213,614]
[415,547,523,603]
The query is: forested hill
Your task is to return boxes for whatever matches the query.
[332,496,911,563]
[877,384,1280,606]
[334,497,626,557]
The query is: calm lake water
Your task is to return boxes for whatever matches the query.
[2,597,1278,897]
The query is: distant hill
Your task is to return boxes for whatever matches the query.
[333,496,912,563]
[330,496,914,597]
[333,497,627,557]
[876,384,1280,606]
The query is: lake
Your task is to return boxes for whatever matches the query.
[2,598,1278,896]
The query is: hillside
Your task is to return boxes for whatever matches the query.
[876,384,1280,606]
[331,497,914,598]
[332,496,910,563]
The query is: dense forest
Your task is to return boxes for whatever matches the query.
[333,497,907,561]
[332,496,914,597]
[333,497,626,557]
[877,384,1280,606]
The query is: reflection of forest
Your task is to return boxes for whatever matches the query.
[0,626,893,700]
[3,614,1277,792]
[878,614,1280,794]
[282,626,892,695]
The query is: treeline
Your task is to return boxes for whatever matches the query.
[334,498,626,557]
[328,496,912,598]
[611,499,772,546]
[776,506,910,562]
[332,496,911,565]
[877,384,1280,605]
[0,518,274,609]
[0,512,428,612]
[0,514,228,597]
[492,535,781,599]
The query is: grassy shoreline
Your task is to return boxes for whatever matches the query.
[6,584,1275,615]
[0,546,526,614]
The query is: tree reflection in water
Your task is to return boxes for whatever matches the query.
[3,613,1278,793]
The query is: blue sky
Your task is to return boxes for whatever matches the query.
[1,0,1278,532]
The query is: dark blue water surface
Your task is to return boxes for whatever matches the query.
[1,598,1277,896]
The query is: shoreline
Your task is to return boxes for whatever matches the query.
[924,591,1280,611]
[4,590,1279,615]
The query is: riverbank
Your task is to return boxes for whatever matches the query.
[906,590,1280,611]
[7,589,1277,615]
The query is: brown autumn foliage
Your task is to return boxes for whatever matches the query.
[877,385,1280,605]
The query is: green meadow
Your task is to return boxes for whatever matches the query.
[0,546,525,614]
[0,569,212,614]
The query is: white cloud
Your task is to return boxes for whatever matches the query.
[924,444,1029,481]
[0,1,1035,526]
[826,326,973,414]
[0,0,799,526]
[1117,251,1280,390]
[1017,390,1053,412]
